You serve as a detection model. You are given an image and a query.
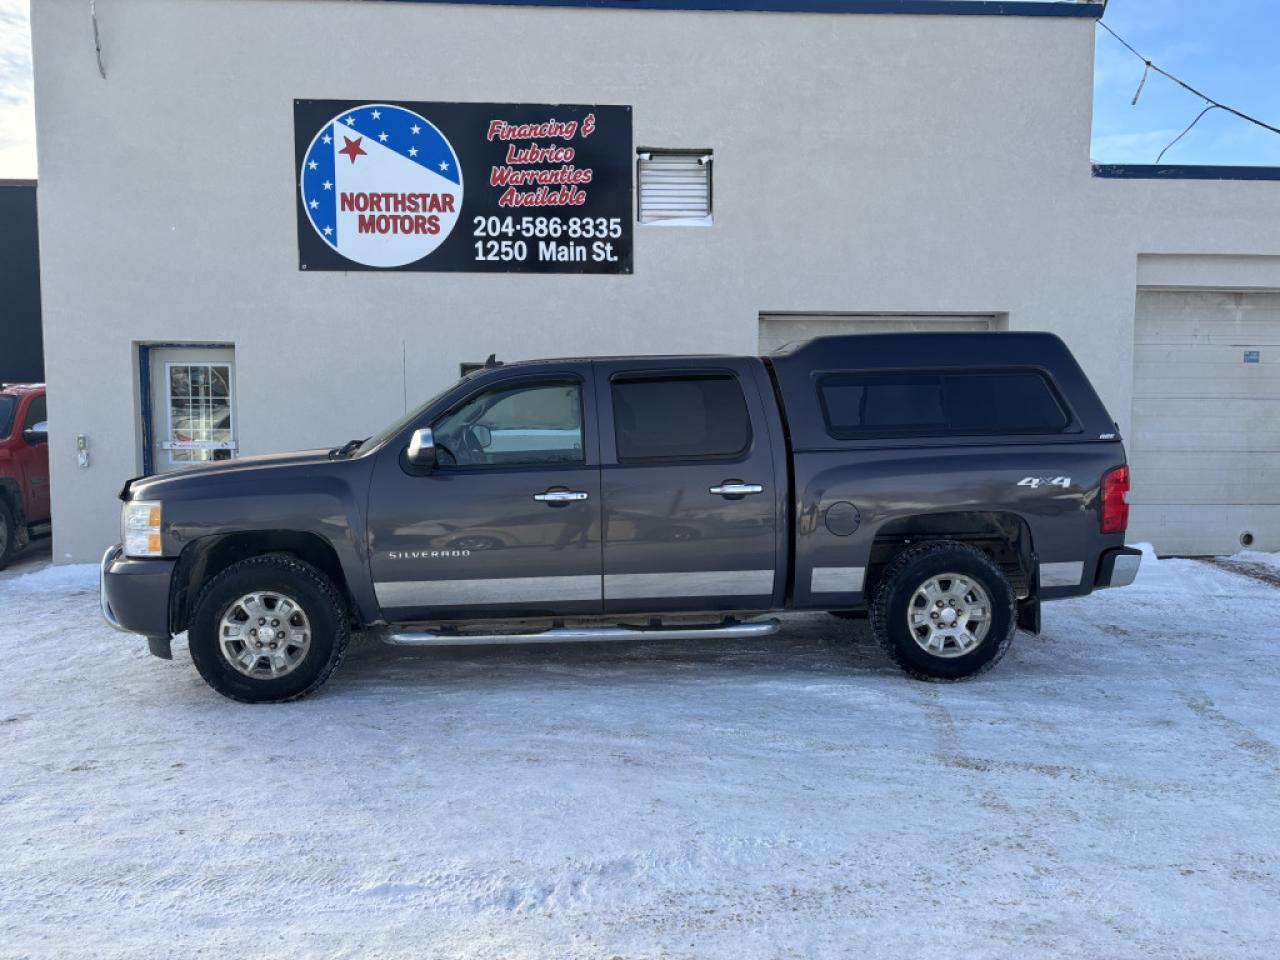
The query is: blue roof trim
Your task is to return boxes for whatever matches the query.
[1093,164,1280,182]
[383,0,1104,16]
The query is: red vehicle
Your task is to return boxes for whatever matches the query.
[0,384,50,568]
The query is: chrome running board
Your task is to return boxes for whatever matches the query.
[385,618,781,647]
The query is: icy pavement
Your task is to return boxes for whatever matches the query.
[2,544,1279,960]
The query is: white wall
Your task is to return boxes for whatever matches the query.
[30,0,1280,560]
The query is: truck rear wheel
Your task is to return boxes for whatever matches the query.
[187,555,350,703]
[870,541,1016,681]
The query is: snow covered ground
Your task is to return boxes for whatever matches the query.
[2,543,1278,960]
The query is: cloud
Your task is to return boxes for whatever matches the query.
[1090,129,1184,164]
[0,0,36,178]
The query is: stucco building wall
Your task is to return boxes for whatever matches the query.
[30,0,1280,560]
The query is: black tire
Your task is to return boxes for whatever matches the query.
[187,555,351,703]
[869,541,1016,682]
[0,498,14,570]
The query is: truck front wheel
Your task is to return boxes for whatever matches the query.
[0,498,16,570]
[870,541,1016,681]
[187,555,351,703]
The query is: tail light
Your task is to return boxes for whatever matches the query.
[1100,465,1130,534]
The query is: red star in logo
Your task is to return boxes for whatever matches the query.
[339,135,366,164]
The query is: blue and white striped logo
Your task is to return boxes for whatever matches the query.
[300,103,464,268]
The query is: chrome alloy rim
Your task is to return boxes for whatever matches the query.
[218,592,312,678]
[907,573,992,658]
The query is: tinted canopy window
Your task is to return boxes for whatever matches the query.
[612,374,751,461]
[819,369,1071,438]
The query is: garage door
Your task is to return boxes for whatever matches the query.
[759,314,997,354]
[1129,290,1280,556]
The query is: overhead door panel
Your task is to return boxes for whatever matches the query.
[1129,290,1280,555]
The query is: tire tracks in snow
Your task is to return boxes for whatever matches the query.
[1200,557,1280,591]
[1145,571,1280,777]
[914,683,1146,943]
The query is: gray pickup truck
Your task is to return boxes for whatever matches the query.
[101,333,1140,702]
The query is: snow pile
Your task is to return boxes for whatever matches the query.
[1,549,1278,959]
[2,561,98,594]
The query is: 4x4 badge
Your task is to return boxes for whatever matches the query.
[1017,476,1072,489]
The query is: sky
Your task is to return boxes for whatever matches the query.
[0,0,33,177]
[0,0,1278,178]
[1092,0,1280,165]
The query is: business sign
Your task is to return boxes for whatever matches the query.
[294,100,632,274]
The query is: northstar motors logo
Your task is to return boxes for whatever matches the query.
[300,103,464,268]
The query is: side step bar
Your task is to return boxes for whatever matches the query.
[386,618,781,647]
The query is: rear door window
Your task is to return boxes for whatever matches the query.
[611,374,751,461]
[22,395,47,432]
[819,369,1072,438]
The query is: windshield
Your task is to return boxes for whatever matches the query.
[356,377,467,455]
[0,396,16,439]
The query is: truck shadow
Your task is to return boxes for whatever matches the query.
[0,539,53,580]
[325,614,904,694]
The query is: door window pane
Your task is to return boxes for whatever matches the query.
[166,362,235,463]
[0,397,16,439]
[611,374,751,461]
[819,369,1072,438]
[22,395,46,431]
[433,380,584,467]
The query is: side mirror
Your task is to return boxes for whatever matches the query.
[23,421,48,446]
[471,423,492,449]
[404,427,437,473]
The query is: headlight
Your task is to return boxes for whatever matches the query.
[122,500,163,557]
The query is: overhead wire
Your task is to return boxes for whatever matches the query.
[1156,105,1220,164]
[1097,20,1280,162]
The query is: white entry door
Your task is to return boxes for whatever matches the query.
[148,346,237,472]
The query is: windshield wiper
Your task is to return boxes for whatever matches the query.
[328,438,365,460]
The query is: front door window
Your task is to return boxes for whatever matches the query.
[432,380,584,468]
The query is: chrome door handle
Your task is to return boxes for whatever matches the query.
[710,481,764,497]
[534,490,589,503]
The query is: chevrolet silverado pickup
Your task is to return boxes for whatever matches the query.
[101,333,1140,702]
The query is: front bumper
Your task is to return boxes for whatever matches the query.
[100,545,177,649]
[1095,546,1143,589]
